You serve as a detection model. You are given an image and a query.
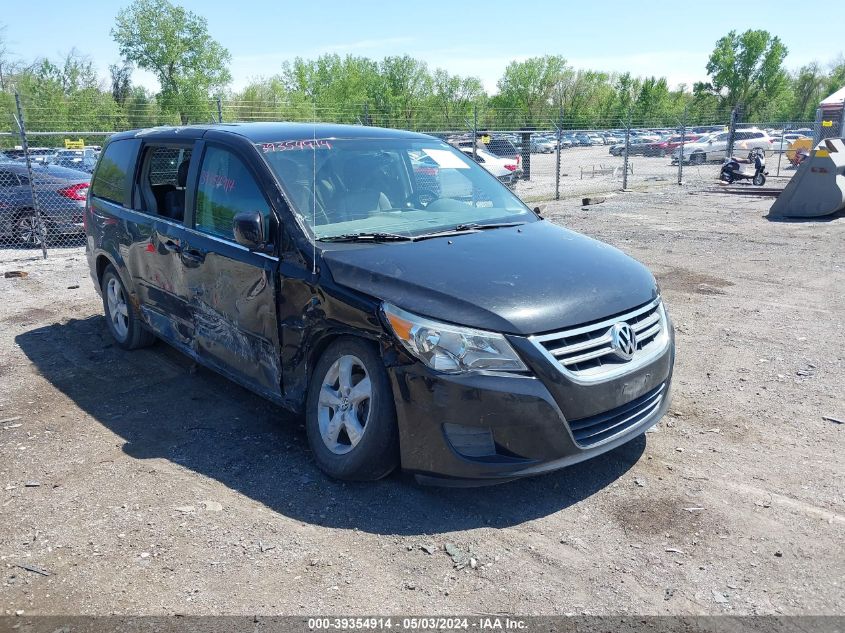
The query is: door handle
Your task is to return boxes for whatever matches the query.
[162,239,182,253]
[181,248,205,264]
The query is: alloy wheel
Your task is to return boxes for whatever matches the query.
[17,215,46,247]
[316,354,372,455]
[106,277,129,341]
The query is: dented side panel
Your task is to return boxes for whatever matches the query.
[275,257,387,412]
[178,237,283,398]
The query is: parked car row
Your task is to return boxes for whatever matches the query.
[609,133,703,157]
[672,129,774,165]
[2,146,101,173]
[0,159,91,247]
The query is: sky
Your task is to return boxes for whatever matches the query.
[3,0,843,94]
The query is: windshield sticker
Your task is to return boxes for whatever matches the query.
[200,170,235,192]
[261,139,332,153]
[421,148,470,169]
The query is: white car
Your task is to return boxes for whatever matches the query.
[770,133,810,153]
[672,129,772,164]
[460,148,519,187]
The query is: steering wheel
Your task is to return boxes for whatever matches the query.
[406,189,439,209]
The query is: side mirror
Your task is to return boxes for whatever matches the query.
[233,211,266,251]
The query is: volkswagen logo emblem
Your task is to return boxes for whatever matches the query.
[610,322,637,361]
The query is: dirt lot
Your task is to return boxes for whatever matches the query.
[0,185,842,617]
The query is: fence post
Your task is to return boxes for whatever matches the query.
[363,102,370,126]
[216,95,223,123]
[14,91,48,259]
[811,107,822,146]
[472,103,478,163]
[726,106,739,158]
[622,116,631,191]
[677,106,687,186]
[555,106,563,200]
[775,122,786,177]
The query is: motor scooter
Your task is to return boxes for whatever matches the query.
[720,149,767,185]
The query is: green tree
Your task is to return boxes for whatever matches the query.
[696,29,789,118]
[374,55,431,127]
[112,0,231,124]
[109,61,133,106]
[823,56,845,97]
[124,86,162,128]
[496,55,568,126]
[633,77,672,125]
[430,68,485,128]
[280,54,381,120]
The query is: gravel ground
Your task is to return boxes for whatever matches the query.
[0,184,842,617]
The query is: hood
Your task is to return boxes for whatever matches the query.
[322,221,658,335]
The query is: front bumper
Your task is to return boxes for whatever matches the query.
[388,318,675,485]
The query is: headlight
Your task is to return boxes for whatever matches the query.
[382,303,528,374]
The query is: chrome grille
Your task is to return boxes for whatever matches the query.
[530,298,668,382]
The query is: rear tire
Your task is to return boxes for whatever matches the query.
[305,337,399,481]
[101,265,156,350]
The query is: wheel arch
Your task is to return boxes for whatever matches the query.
[93,251,137,308]
[305,329,384,391]
[95,253,114,287]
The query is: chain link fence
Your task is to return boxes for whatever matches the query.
[0,89,833,256]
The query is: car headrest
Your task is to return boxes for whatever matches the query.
[176,159,190,188]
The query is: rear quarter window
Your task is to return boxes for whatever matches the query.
[487,140,517,156]
[91,139,140,205]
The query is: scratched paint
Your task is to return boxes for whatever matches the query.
[193,297,281,390]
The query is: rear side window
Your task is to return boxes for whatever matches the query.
[487,140,517,156]
[148,146,191,186]
[92,139,140,205]
[195,146,269,240]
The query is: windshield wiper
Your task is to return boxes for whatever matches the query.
[317,232,414,243]
[453,221,525,231]
[410,222,525,242]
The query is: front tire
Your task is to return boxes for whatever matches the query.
[753,173,766,186]
[101,265,155,350]
[690,152,705,165]
[305,337,399,481]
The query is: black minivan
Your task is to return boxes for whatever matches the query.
[85,123,675,485]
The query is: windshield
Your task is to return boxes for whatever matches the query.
[258,138,533,240]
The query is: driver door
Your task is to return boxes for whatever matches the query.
[179,141,283,399]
